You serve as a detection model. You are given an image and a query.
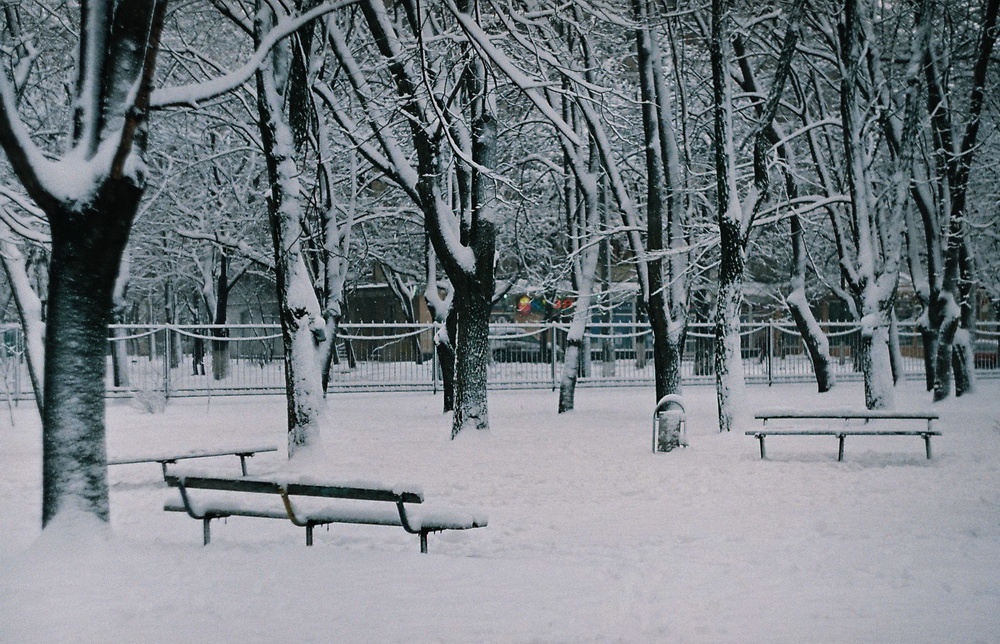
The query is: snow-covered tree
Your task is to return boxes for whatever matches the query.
[0,0,170,527]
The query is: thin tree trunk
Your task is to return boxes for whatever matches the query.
[786,281,834,392]
[0,237,45,412]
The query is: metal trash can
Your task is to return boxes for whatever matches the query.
[652,394,687,453]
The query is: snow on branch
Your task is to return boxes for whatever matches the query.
[176,229,274,269]
[150,0,360,108]
[445,2,583,148]
[0,70,57,207]
[0,190,50,245]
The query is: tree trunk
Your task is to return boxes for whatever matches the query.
[786,294,834,393]
[437,312,457,413]
[932,295,959,401]
[786,211,833,392]
[856,293,897,410]
[452,286,491,436]
[0,238,46,412]
[953,327,974,396]
[558,285,597,413]
[889,312,903,385]
[211,254,230,381]
[110,254,131,388]
[714,251,747,432]
[42,192,136,527]
[255,8,327,457]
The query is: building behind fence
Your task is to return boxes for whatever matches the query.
[1,321,998,402]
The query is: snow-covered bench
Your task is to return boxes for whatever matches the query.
[163,473,488,553]
[747,409,940,461]
[108,445,278,477]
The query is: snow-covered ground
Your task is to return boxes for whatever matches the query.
[1,380,999,643]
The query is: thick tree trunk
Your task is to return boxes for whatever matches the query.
[860,307,895,409]
[714,259,747,432]
[42,192,136,526]
[452,287,491,436]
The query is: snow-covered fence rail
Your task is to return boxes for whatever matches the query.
[0,321,997,401]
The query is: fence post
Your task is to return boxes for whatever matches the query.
[15,327,23,403]
[550,322,558,390]
[767,320,774,387]
[162,326,172,400]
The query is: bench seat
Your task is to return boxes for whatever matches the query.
[163,474,487,553]
[745,428,941,461]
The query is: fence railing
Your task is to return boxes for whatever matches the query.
[1,320,998,401]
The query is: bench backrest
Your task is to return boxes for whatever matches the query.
[164,475,424,504]
[755,410,938,420]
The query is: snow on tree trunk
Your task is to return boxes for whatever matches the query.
[110,253,131,389]
[786,285,834,393]
[0,0,169,528]
[558,285,596,414]
[932,293,960,401]
[714,264,748,432]
[710,0,750,433]
[437,318,457,413]
[42,192,138,526]
[0,235,45,413]
[952,327,975,397]
[860,309,895,409]
[452,287,491,437]
[255,24,326,458]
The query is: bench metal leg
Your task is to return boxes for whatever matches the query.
[923,434,932,459]
[203,518,212,545]
[837,434,845,461]
[420,531,428,554]
[305,524,314,546]
[756,434,766,459]
[160,459,177,478]
[239,454,249,477]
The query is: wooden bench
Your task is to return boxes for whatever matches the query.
[747,410,940,461]
[108,445,278,477]
[163,474,487,553]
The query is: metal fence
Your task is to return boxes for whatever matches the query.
[1,321,998,401]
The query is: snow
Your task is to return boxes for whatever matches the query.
[2,381,1000,642]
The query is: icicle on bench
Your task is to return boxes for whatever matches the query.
[163,474,488,553]
[746,410,940,461]
[108,445,279,477]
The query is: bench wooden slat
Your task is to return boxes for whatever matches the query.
[745,430,941,436]
[164,475,424,504]
[755,410,938,420]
